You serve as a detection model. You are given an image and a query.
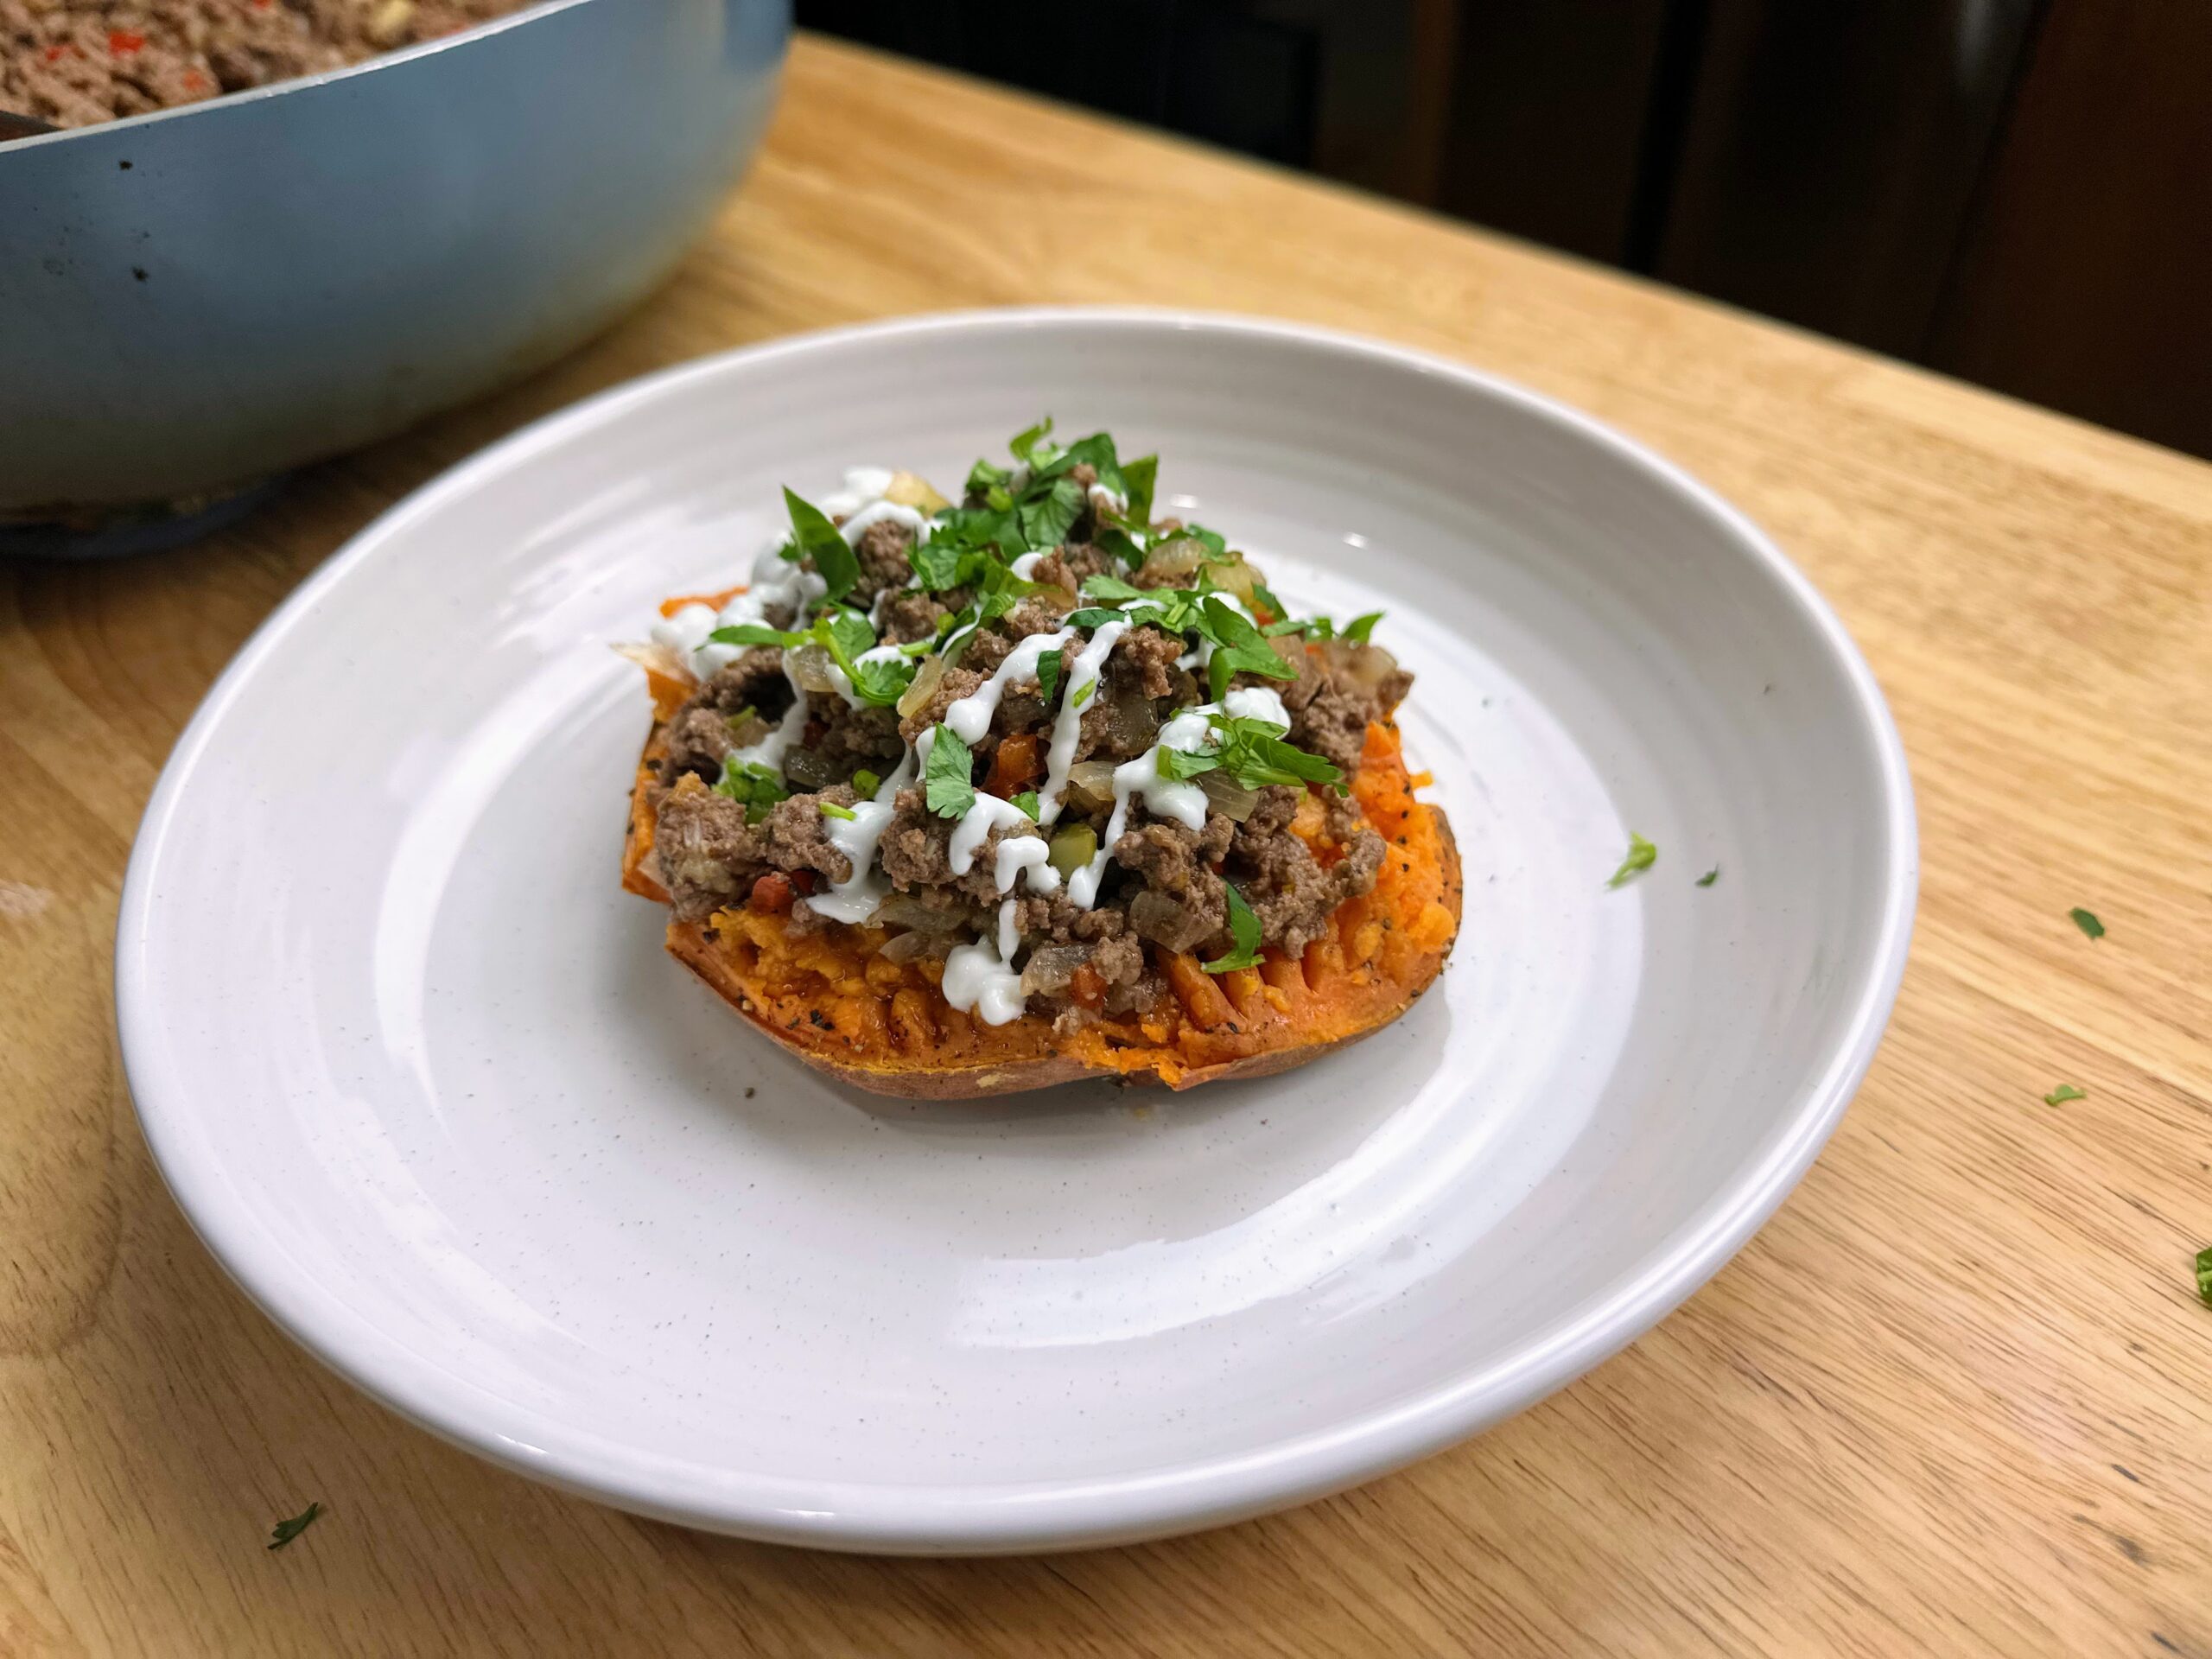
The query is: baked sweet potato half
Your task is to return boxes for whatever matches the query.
[620,429,1460,1098]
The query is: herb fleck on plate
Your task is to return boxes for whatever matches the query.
[2043,1084,2086,1106]
[1606,833,1657,889]
[2069,906,2105,940]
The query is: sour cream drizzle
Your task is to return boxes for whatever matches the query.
[1036,620,1128,825]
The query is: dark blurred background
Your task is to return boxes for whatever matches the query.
[799,0,2209,459]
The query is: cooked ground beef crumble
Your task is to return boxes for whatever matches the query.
[639,434,1415,1032]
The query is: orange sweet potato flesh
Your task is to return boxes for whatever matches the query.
[621,717,1460,1097]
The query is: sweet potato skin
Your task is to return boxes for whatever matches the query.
[626,714,1460,1098]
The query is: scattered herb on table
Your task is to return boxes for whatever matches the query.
[2069,906,2105,940]
[2196,1246,2212,1308]
[2043,1084,2086,1106]
[268,1503,322,1551]
[1696,866,1719,887]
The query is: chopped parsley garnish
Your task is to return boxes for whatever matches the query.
[1020,474,1085,550]
[1203,883,1264,974]
[723,705,759,732]
[1094,526,1145,566]
[1008,416,1056,468]
[1185,524,1229,557]
[268,1503,322,1551]
[782,486,859,601]
[924,724,975,819]
[712,607,918,708]
[819,801,858,822]
[1155,712,1344,793]
[1697,866,1719,887]
[910,536,986,592]
[2069,906,2105,940]
[1080,572,1147,603]
[851,768,881,798]
[2196,1246,2212,1307]
[1010,790,1040,819]
[1606,833,1657,888]
[1071,677,1096,709]
[2043,1084,2086,1105]
[1343,611,1382,645]
[1199,595,1299,701]
[715,760,790,825]
[1119,453,1157,527]
[1036,646,1064,706]
[965,456,1010,499]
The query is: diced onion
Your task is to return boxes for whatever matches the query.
[1138,537,1208,584]
[1020,943,1089,995]
[1205,555,1259,604]
[1198,771,1260,822]
[896,652,946,719]
[879,930,950,963]
[877,893,965,933]
[782,747,838,791]
[1106,686,1159,754]
[788,643,843,695]
[1062,761,1117,812]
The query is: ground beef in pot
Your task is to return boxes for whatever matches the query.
[3,0,531,130]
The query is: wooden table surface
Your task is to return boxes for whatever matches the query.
[4,34,2209,1658]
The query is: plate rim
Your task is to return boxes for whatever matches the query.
[114,305,1919,1553]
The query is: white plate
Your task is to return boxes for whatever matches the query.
[118,310,1916,1554]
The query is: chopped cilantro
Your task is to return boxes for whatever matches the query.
[1207,712,1343,791]
[1185,524,1229,557]
[1035,431,1126,498]
[1250,582,1287,625]
[783,487,859,601]
[1202,883,1263,974]
[268,1503,322,1551]
[2069,906,2105,940]
[1037,646,1064,706]
[1081,572,1147,603]
[924,724,975,819]
[910,537,984,592]
[851,768,881,798]
[2043,1084,2086,1105]
[1199,594,1298,701]
[723,705,759,732]
[1094,526,1145,566]
[715,760,790,825]
[1011,790,1040,820]
[710,621,807,649]
[1019,474,1084,550]
[2197,1246,2212,1307]
[965,457,1010,499]
[1065,607,1122,630]
[1120,454,1157,527]
[1607,833,1657,888]
[1344,611,1382,645]
[820,801,858,822]
[1009,416,1055,467]
[812,607,914,707]
[1071,677,1096,709]
[1696,866,1719,887]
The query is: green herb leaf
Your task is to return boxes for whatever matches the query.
[910,537,984,593]
[1019,474,1085,550]
[1606,833,1658,888]
[1121,454,1157,527]
[819,801,858,822]
[1035,432,1125,496]
[1186,525,1229,557]
[986,484,1014,512]
[2069,906,2105,940]
[1036,647,1064,707]
[1250,582,1287,625]
[709,622,808,649]
[1696,866,1719,887]
[1157,743,1220,782]
[1009,416,1055,467]
[1065,607,1124,630]
[851,768,881,798]
[1010,790,1040,820]
[804,607,914,708]
[268,1503,322,1551]
[784,487,860,601]
[1094,527,1145,568]
[1071,677,1096,709]
[724,706,760,733]
[965,457,1010,499]
[1205,712,1343,791]
[1202,883,1264,974]
[2043,1084,2086,1105]
[715,760,791,825]
[925,724,975,820]
[1199,595,1299,701]
[1344,611,1383,645]
[2196,1245,2212,1307]
[1081,572,1147,602]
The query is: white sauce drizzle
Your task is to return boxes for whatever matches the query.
[943,628,1076,744]
[1036,620,1128,825]
[801,749,918,925]
[948,792,1035,876]
[943,931,1026,1026]
[995,836,1061,896]
[1009,551,1046,580]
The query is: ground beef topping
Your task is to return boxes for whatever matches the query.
[640,426,1420,1026]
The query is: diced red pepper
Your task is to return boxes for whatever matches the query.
[749,874,794,914]
[986,732,1043,795]
[109,29,145,54]
[788,869,817,895]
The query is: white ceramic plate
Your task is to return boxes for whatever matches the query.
[118,310,1915,1554]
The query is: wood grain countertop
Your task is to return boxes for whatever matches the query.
[3,34,2209,1658]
